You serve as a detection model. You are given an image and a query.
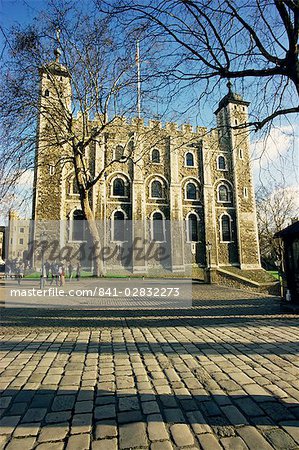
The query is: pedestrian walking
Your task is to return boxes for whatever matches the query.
[59,264,65,286]
[68,262,73,281]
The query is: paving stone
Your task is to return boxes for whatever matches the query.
[31,394,55,408]
[92,439,117,450]
[45,411,72,423]
[170,423,194,447]
[197,433,223,450]
[13,422,40,437]
[220,436,248,450]
[66,433,90,449]
[118,396,139,411]
[95,420,118,439]
[164,408,186,424]
[237,426,274,450]
[151,442,173,450]
[147,414,169,441]
[0,396,12,409]
[119,422,147,449]
[94,404,116,420]
[263,428,297,449]
[71,413,93,433]
[187,410,212,434]
[0,415,21,433]
[5,437,36,450]
[142,401,160,415]
[38,423,69,442]
[22,408,47,423]
[233,397,264,417]
[0,435,9,449]
[221,405,249,426]
[74,400,94,413]
[280,421,299,444]
[51,395,76,411]
[35,443,64,450]
[118,410,143,424]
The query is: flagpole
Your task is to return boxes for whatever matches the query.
[136,40,141,119]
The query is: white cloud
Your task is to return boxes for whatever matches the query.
[251,125,299,188]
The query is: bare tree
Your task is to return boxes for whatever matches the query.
[103,0,299,131]
[256,184,299,267]
[0,2,146,275]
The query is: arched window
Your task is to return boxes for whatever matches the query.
[186,182,197,200]
[152,212,165,242]
[187,214,199,242]
[112,210,125,241]
[152,149,160,163]
[113,178,125,197]
[221,215,232,242]
[217,156,226,170]
[115,145,124,160]
[44,89,50,97]
[151,180,163,198]
[218,184,231,202]
[186,152,194,167]
[72,209,86,241]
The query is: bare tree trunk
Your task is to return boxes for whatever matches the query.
[81,194,105,277]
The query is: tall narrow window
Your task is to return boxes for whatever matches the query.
[44,89,50,97]
[186,182,197,200]
[221,215,232,242]
[152,212,165,242]
[187,214,199,242]
[186,152,194,167]
[152,149,160,163]
[113,211,125,241]
[217,156,226,170]
[113,178,125,197]
[72,210,85,241]
[151,180,163,198]
[218,184,230,202]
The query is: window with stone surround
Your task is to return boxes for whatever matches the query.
[70,209,86,242]
[151,180,164,199]
[217,183,231,203]
[112,210,126,242]
[151,211,166,242]
[185,152,194,167]
[151,148,160,163]
[113,178,126,197]
[186,182,197,200]
[217,155,227,171]
[186,213,199,242]
[220,214,232,242]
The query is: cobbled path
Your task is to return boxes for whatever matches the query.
[0,283,299,449]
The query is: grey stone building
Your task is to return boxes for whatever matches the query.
[32,55,261,274]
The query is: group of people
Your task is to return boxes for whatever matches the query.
[5,258,29,285]
[41,261,81,287]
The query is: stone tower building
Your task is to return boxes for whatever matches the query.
[32,53,260,274]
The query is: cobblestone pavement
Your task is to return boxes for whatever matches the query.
[0,283,299,449]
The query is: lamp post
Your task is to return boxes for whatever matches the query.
[206,241,212,284]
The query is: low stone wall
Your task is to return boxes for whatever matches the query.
[212,269,280,295]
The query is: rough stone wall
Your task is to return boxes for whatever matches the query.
[33,66,261,272]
